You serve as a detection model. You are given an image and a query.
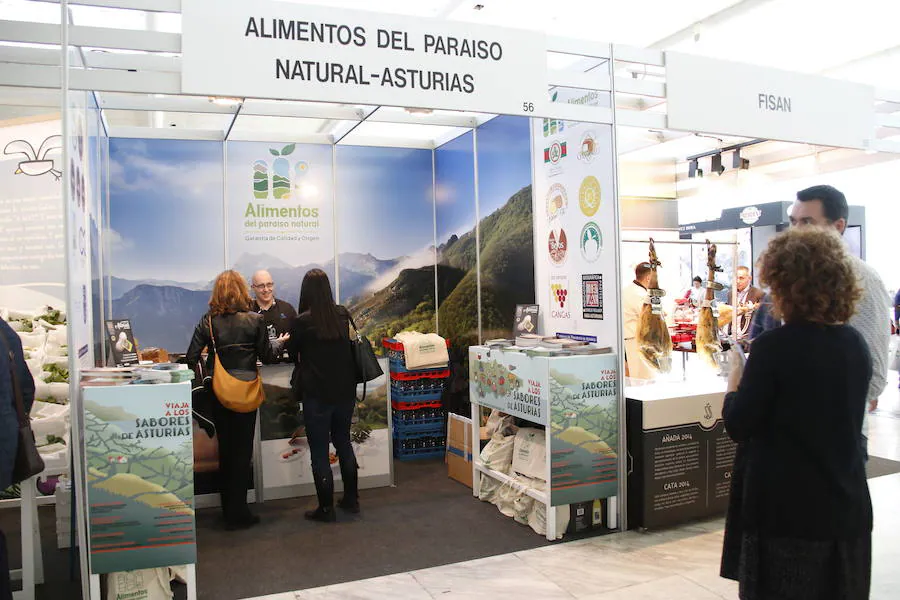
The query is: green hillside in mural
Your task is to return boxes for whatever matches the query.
[440,184,535,346]
[349,265,466,352]
[348,185,534,352]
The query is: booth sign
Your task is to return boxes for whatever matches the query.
[181,0,547,117]
[665,52,875,150]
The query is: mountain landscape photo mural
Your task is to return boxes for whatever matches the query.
[347,184,534,351]
[108,251,406,353]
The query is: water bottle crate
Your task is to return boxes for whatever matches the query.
[389,358,449,375]
[390,385,444,402]
[391,399,443,411]
[392,413,445,432]
[390,368,450,381]
[393,426,446,441]
[393,446,446,461]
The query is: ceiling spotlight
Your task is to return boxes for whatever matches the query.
[711,152,725,175]
[732,149,750,170]
[473,3,484,9]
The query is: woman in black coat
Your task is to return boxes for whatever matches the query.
[721,227,873,600]
[287,269,358,522]
[186,270,280,530]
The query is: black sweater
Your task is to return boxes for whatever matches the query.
[287,306,356,402]
[724,322,873,540]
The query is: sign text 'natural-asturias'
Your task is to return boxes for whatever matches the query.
[244,17,508,94]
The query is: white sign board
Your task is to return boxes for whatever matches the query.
[181,0,547,117]
[665,52,875,150]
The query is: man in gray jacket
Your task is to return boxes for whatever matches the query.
[1,317,35,600]
[755,186,891,459]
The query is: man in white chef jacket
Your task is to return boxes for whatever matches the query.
[623,262,655,380]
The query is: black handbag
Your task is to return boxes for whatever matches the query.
[1,333,45,484]
[349,316,383,384]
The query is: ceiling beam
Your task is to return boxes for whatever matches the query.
[33,0,181,13]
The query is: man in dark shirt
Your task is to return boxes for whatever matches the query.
[250,270,296,362]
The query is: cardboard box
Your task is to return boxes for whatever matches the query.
[447,413,474,489]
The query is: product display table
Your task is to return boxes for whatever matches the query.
[468,345,621,540]
[625,379,736,530]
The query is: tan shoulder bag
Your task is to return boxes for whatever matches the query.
[208,315,264,413]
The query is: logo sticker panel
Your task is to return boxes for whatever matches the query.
[579,176,602,217]
[581,274,603,320]
[580,221,602,262]
[548,228,568,266]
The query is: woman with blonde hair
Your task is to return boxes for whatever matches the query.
[187,270,281,530]
[721,227,873,599]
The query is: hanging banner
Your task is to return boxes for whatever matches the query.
[0,119,65,309]
[665,52,875,150]
[531,90,620,353]
[181,0,547,116]
[83,383,196,574]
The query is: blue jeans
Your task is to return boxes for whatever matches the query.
[302,396,358,507]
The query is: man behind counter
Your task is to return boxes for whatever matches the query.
[250,270,297,361]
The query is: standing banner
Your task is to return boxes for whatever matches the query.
[83,383,196,574]
[531,93,620,354]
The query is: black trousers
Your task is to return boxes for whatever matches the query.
[212,400,257,524]
[303,396,358,508]
[0,529,11,600]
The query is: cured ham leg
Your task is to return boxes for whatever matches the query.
[696,241,723,369]
[637,239,672,373]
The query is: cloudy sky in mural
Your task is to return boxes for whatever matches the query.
[108,138,224,284]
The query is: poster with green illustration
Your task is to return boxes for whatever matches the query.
[83,383,196,574]
[468,347,548,423]
[549,354,619,506]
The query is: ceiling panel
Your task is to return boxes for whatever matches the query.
[229,114,334,137]
[446,0,744,47]
[665,0,900,74]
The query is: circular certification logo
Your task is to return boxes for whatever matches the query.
[579,176,602,217]
[580,221,602,262]
[548,141,564,164]
[548,228,568,265]
[577,131,600,162]
[546,183,568,220]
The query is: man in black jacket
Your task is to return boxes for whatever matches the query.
[1,318,35,600]
[250,270,296,361]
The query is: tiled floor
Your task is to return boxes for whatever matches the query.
[245,379,900,600]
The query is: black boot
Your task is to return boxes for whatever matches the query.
[338,460,360,513]
[306,472,336,522]
[304,506,336,522]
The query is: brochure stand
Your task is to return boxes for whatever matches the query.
[469,346,621,541]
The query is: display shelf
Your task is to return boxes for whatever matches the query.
[469,345,621,541]
[473,461,549,504]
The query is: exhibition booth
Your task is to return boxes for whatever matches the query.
[1,0,899,599]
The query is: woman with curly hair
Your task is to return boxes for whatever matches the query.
[186,270,281,530]
[720,227,873,599]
